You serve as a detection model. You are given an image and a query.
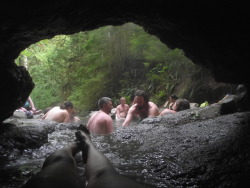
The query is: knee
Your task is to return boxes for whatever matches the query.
[42,152,76,169]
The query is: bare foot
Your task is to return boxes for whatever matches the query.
[75,131,89,164]
[77,124,90,135]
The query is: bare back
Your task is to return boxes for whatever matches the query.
[42,107,70,123]
[86,111,113,135]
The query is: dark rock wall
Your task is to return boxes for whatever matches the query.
[1,1,250,122]
[0,66,34,122]
[2,110,249,187]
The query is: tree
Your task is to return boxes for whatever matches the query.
[16,22,198,113]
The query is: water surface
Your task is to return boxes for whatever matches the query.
[1,118,156,188]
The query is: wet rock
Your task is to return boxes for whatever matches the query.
[220,96,237,115]
[12,110,43,119]
[1,110,250,187]
[95,111,250,187]
[0,119,57,151]
[219,84,250,115]
[190,103,199,109]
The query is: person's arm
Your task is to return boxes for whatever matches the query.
[150,106,160,117]
[86,112,97,130]
[28,97,36,112]
[74,116,81,122]
[125,104,129,115]
[41,114,47,119]
[148,102,160,117]
[116,106,121,119]
[63,112,70,123]
[169,102,175,110]
[164,100,169,108]
[122,106,135,126]
[149,108,159,117]
[159,108,176,116]
[106,117,113,134]
[20,107,28,112]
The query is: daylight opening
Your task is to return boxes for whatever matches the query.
[15,22,236,117]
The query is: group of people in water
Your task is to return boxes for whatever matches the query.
[86,90,190,135]
[18,90,190,135]
[16,96,43,118]
[21,85,248,188]
[21,90,190,188]
[20,90,190,188]
[41,101,81,123]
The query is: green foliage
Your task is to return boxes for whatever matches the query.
[17,22,196,113]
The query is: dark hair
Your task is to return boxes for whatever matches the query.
[134,90,149,103]
[170,94,178,100]
[60,101,73,109]
[175,99,190,112]
[44,107,53,114]
[98,97,112,109]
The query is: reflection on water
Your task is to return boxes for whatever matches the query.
[1,119,156,188]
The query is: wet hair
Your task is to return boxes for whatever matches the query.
[44,107,53,114]
[170,94,178,100]
[98,97,112,109]
[175,99,190,112]
[120,97,125,101]
[60,101,74,109]
[134,90,149,103]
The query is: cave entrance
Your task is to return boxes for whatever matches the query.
[15,22,236,115]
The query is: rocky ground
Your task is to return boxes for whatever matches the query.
[0,105,250,187]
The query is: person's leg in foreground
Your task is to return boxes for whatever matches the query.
[22,142,85,188]
[75,130,144,188]
[22,124,143,188]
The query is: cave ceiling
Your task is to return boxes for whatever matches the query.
[0,1,250,122]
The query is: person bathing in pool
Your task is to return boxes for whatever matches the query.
[22,126,143,188]
[122,90,159,127]
[86,97,114,135]
[115,97,129,121]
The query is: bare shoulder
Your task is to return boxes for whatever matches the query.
[149,101,158,108]
[62,109,69,115]
[128,104,137,112]
[99,111,112,119]
[160,108,175,116]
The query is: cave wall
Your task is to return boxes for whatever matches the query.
[1,1,250,122]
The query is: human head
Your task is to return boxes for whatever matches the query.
[98,97,113,113]
[120,97,126,105]
[70,108,76,116]
[173,99,190,112]
[60,101,74,110]
[170,94,178,101]
[69,108,78,121]
[133,90,149,107]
